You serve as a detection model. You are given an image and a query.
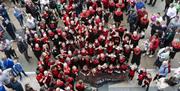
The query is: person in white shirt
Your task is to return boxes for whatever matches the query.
[26,14,36,30]
[40,0,49,12]
[154,47,171,68]
[0,68,12,88]
[168,16,180,33]
[163,4,177,26]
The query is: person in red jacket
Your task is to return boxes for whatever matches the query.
[33,43,42,60]
[102,0,109,9]
[136,7,148,29]
[142,73,152,91]
[51,66,59,79]
[115,0,125,11]
[75,80,86,91]
[71,65,79,78]
[55,79,65,89]
[131,46,142,67]
[123,44,132,62]
[170,39,180,59]
[120,63,128,73]
[42,71,53,87]
[36,73,44,86]
[109,0,116,13]
[148,34,160,57]
[131,31,141,48]
[128,65,137,80]
[138,14,149,33]
[137,68,147,86]
[113,8,123,27]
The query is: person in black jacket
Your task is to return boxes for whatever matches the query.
[150,21,163,38]
[10,77,24,91]
[127,10,138,33]
[17,36,31,62]
[1,17,16,40]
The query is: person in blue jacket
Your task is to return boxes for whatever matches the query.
[136,0,145,10]
[2,56,14,69]
[13,7,24,27]
[0,4,10,21]
[12,59,28,80]
[0,85,6,91]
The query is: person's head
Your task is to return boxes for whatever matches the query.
[92,68,97,74]
[44,6,49,11]
[117,8,121,11]
[72,65,77,70]
[83,65,88,71]
[144,14,148,19]
[133,31,138,36]
[170,3,174,8]
[35,43,39,48]
[10,77,17,82]
[162,61,168,67]
[156,21,161,25]
[13,59,18,63]
[141,7,145,11]
[175,16,179,21]
[97,65,101,70]
[165,46,171,52]
[44,71,48,76]
[157,12,161,17]
[25,83,35,91]
[0,16,4,21]
[153,33,158,38]
[1,55,7,61]
[78,80,83,84]
[27,14,32,19]
[18,36,23,41]
[55,87,60,91]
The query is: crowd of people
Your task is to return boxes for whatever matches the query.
[0,0,180,91]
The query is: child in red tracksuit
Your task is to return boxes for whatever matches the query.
[142,73,152,91]
[137,69,147,86]
[128,65,136,80]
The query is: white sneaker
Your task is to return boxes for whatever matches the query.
[149,55,154,57]
[142,54,146,56]
[146,52,149,55]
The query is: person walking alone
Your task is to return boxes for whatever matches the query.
[17,36,31,62]
[13,6,24,27]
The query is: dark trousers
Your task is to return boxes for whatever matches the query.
[164,3,170,11]
[153,74,165,81]
[129,23,136,33]
[150,50,155,55]
[154,57,163,68]
[11,0,19,4]
[17,16,24,27]
[138,80,143,86]
[163,14,171,26]
[19,71,28,80]
[4,48,17,59]
[23,50,30,62]
[146,85,150,91]
[148,0,157,6]
[7,30,16,40]
[14,70,28,80]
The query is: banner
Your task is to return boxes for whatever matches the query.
[78,71,129,88]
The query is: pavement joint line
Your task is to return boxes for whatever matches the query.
[25,68,178,75]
